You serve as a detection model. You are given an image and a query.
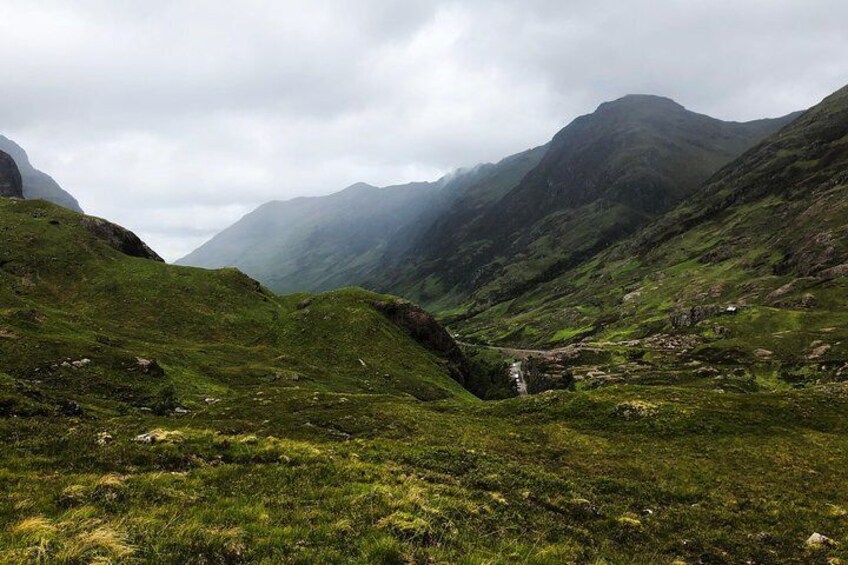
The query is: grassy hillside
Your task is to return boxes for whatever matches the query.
[4,168,848,561]
[0,198,473,406]
[383,97,797,311]
[453,86,848,376]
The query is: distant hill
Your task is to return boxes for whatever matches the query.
[176,146,548,294]
[177,180,445,294]
[0,135,82,212]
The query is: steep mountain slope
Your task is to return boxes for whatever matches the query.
[181,96,793,313]
[0,135,83,212]
[0,150,22,197]
[178,180,444,294]
[386,96,798,310]
[178,146,547,294]
[455,84,848,373]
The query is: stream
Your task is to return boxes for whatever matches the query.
[509,361,528,396]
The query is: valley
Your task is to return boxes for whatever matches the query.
[1,82,847,563]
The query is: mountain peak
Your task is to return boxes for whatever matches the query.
[595,94,686,115]
[341,182,378,193]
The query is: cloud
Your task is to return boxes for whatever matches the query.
[1,0,846,260]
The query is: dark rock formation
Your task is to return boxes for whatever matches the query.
[371,299,470,387]
[669,305,722,329]
[81,217,164,262]
[0,150,23,198]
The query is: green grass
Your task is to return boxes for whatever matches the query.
[3,198,848,562]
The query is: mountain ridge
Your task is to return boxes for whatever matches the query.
[0,135,83,212]
[180,94,797,310]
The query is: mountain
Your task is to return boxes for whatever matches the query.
[380,96,800,309]
[0,150,23,197]
[178,180,444,293]
[181,96,796,311]
[177,145,547,294]
[5,87,848,563]
[454,84,848,368]
[0,135,83,212]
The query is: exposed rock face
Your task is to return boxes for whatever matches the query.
[371,299,470,386]
[0,150,23,198]
[669,305,722,328]
[81,217,164,262]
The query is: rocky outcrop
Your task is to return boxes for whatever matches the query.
[81,217,164,262]
[669,305,722,329]
[371,299,470,386]
[0,150,23,198]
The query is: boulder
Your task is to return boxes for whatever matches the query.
[96,432,114,446]
[134,357,165,377]
[806,532,837,549]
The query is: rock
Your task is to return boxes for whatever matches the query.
[0,150,23,198]
[669,305,721,328]
[623,289,642,302]
[134,357,165,377]
[296,298,313,310]
[174,407,189,415]
[806,532,837,549]
[134,429,184,445]
[58,400,84,416]
[80,217,164,262]
[96,432,114,446]
[204,397,220,405]
[808,344,831,360]
[754,349,774,359]
[71,358,91,369]
[613,400,658,419]
[819,264,848,280]
[712,325,731,338]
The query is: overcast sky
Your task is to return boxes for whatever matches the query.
[1,0,846,261]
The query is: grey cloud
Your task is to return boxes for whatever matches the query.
[1,0,846,260]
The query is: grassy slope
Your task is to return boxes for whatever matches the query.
[396,98,796,314]
[2,202,848,562]
[454,87,848,368]
[0,198,474,405]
